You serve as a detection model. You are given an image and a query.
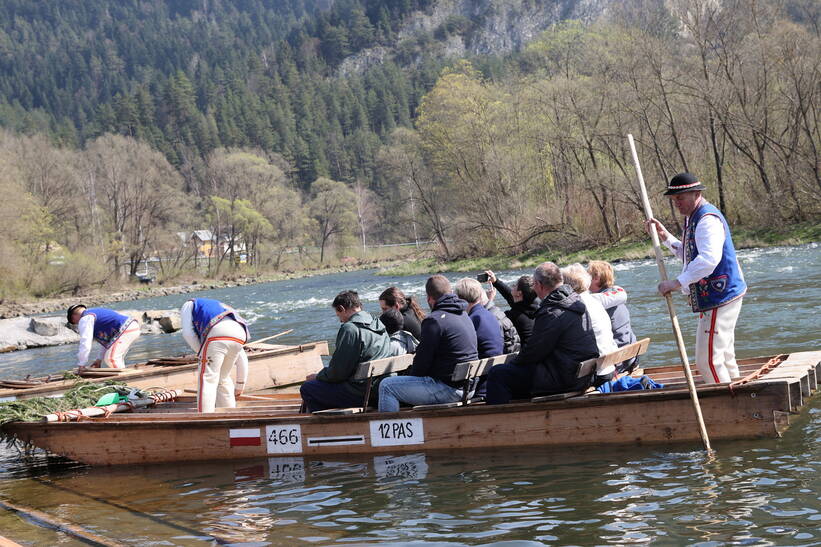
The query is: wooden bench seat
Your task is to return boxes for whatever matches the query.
[313,339,650,414]
[313,352,518,414]
[411,353,517,410]
[531,338,651,403]
[312,353,415,415]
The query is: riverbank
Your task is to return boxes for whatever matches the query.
[0,256,412,320]
[380,221,821,276]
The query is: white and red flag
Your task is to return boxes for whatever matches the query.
[229,428,261,447]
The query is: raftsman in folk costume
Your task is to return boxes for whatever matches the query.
[648,173,747,384]
[180,298,250,413]
[67,305,140,369]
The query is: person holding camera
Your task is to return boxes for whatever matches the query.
[482,271,541,345]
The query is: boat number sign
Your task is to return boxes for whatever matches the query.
[266,424,303,454]
[369,418,424,447]
[259,418,425,454]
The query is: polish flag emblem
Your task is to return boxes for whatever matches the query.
[229,428,262,447]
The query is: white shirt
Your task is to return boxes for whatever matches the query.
[662,211,725,295]
[179,300,201,353]
[580,291,619,375]
[76,315,105,366]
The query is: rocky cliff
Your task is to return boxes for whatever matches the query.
[339,0,607,76]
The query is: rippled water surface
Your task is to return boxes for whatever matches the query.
[0,244,818,545]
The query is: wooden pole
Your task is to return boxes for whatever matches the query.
[43,390,182,422]
[627,133,713,453]
[0,499,125,546]
[246,329,293,346]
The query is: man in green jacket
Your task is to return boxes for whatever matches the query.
[300,290,393,412]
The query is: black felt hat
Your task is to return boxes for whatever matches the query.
[66,303,87,323]
[663,173,706,195]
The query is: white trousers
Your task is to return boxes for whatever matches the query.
[197,320,248,413]
[695,298,743,384]
[100,321,140,369]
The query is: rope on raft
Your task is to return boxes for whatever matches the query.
[47,390,181,423]
[728,355,787,394]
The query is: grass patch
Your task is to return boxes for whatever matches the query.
[380,220,819,276]
[733,221,821,249]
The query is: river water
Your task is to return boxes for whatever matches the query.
[0,244,818,544]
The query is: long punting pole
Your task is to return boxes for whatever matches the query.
[627,134,713,453]
[246,329,294,346]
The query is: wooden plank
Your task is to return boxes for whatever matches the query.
[0,499,124,546]
[0,535,22,547]
[412,402,462,410]
[451,353,516,382]
[352,354,415,380]
[599,338,651,368]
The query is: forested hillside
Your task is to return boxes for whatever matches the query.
[0,0,818,299]
[0,0,442,184]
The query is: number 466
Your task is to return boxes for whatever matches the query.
[269,428,299,445]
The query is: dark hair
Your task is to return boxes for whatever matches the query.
[332,290,361,310]
[380,308,404,335]
[66,304,87,323]
[379,286,426,320]
[516,275,537,305]
[425,275,451,301]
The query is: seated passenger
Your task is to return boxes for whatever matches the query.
[484,271,540,344]
[588,260,639,373]
[378,275,478,412]
[455,278,504,359]
[379,287,425,341]
[300,291,393,412]
[486,262,599,404]
[380,308,420,356]
[561,263,619,386]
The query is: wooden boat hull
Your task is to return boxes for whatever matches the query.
[0,341,328,402]
[4,351,819,466]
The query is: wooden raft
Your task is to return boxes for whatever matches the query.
[0,341,329,402]
[2,349,818,466]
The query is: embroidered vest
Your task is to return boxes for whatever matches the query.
[683,202,747,312]
[81,308,131,348]
[190,298,249,343]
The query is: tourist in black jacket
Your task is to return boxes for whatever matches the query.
[379,287,425,341]
[378,275,478,412]
[486,262,599,404]
[484,270,541,344]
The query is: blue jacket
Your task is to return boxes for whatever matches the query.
[411,294,478,386]
[684,201,747,312]
[468,303,504,358]
[81,308,130,348]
